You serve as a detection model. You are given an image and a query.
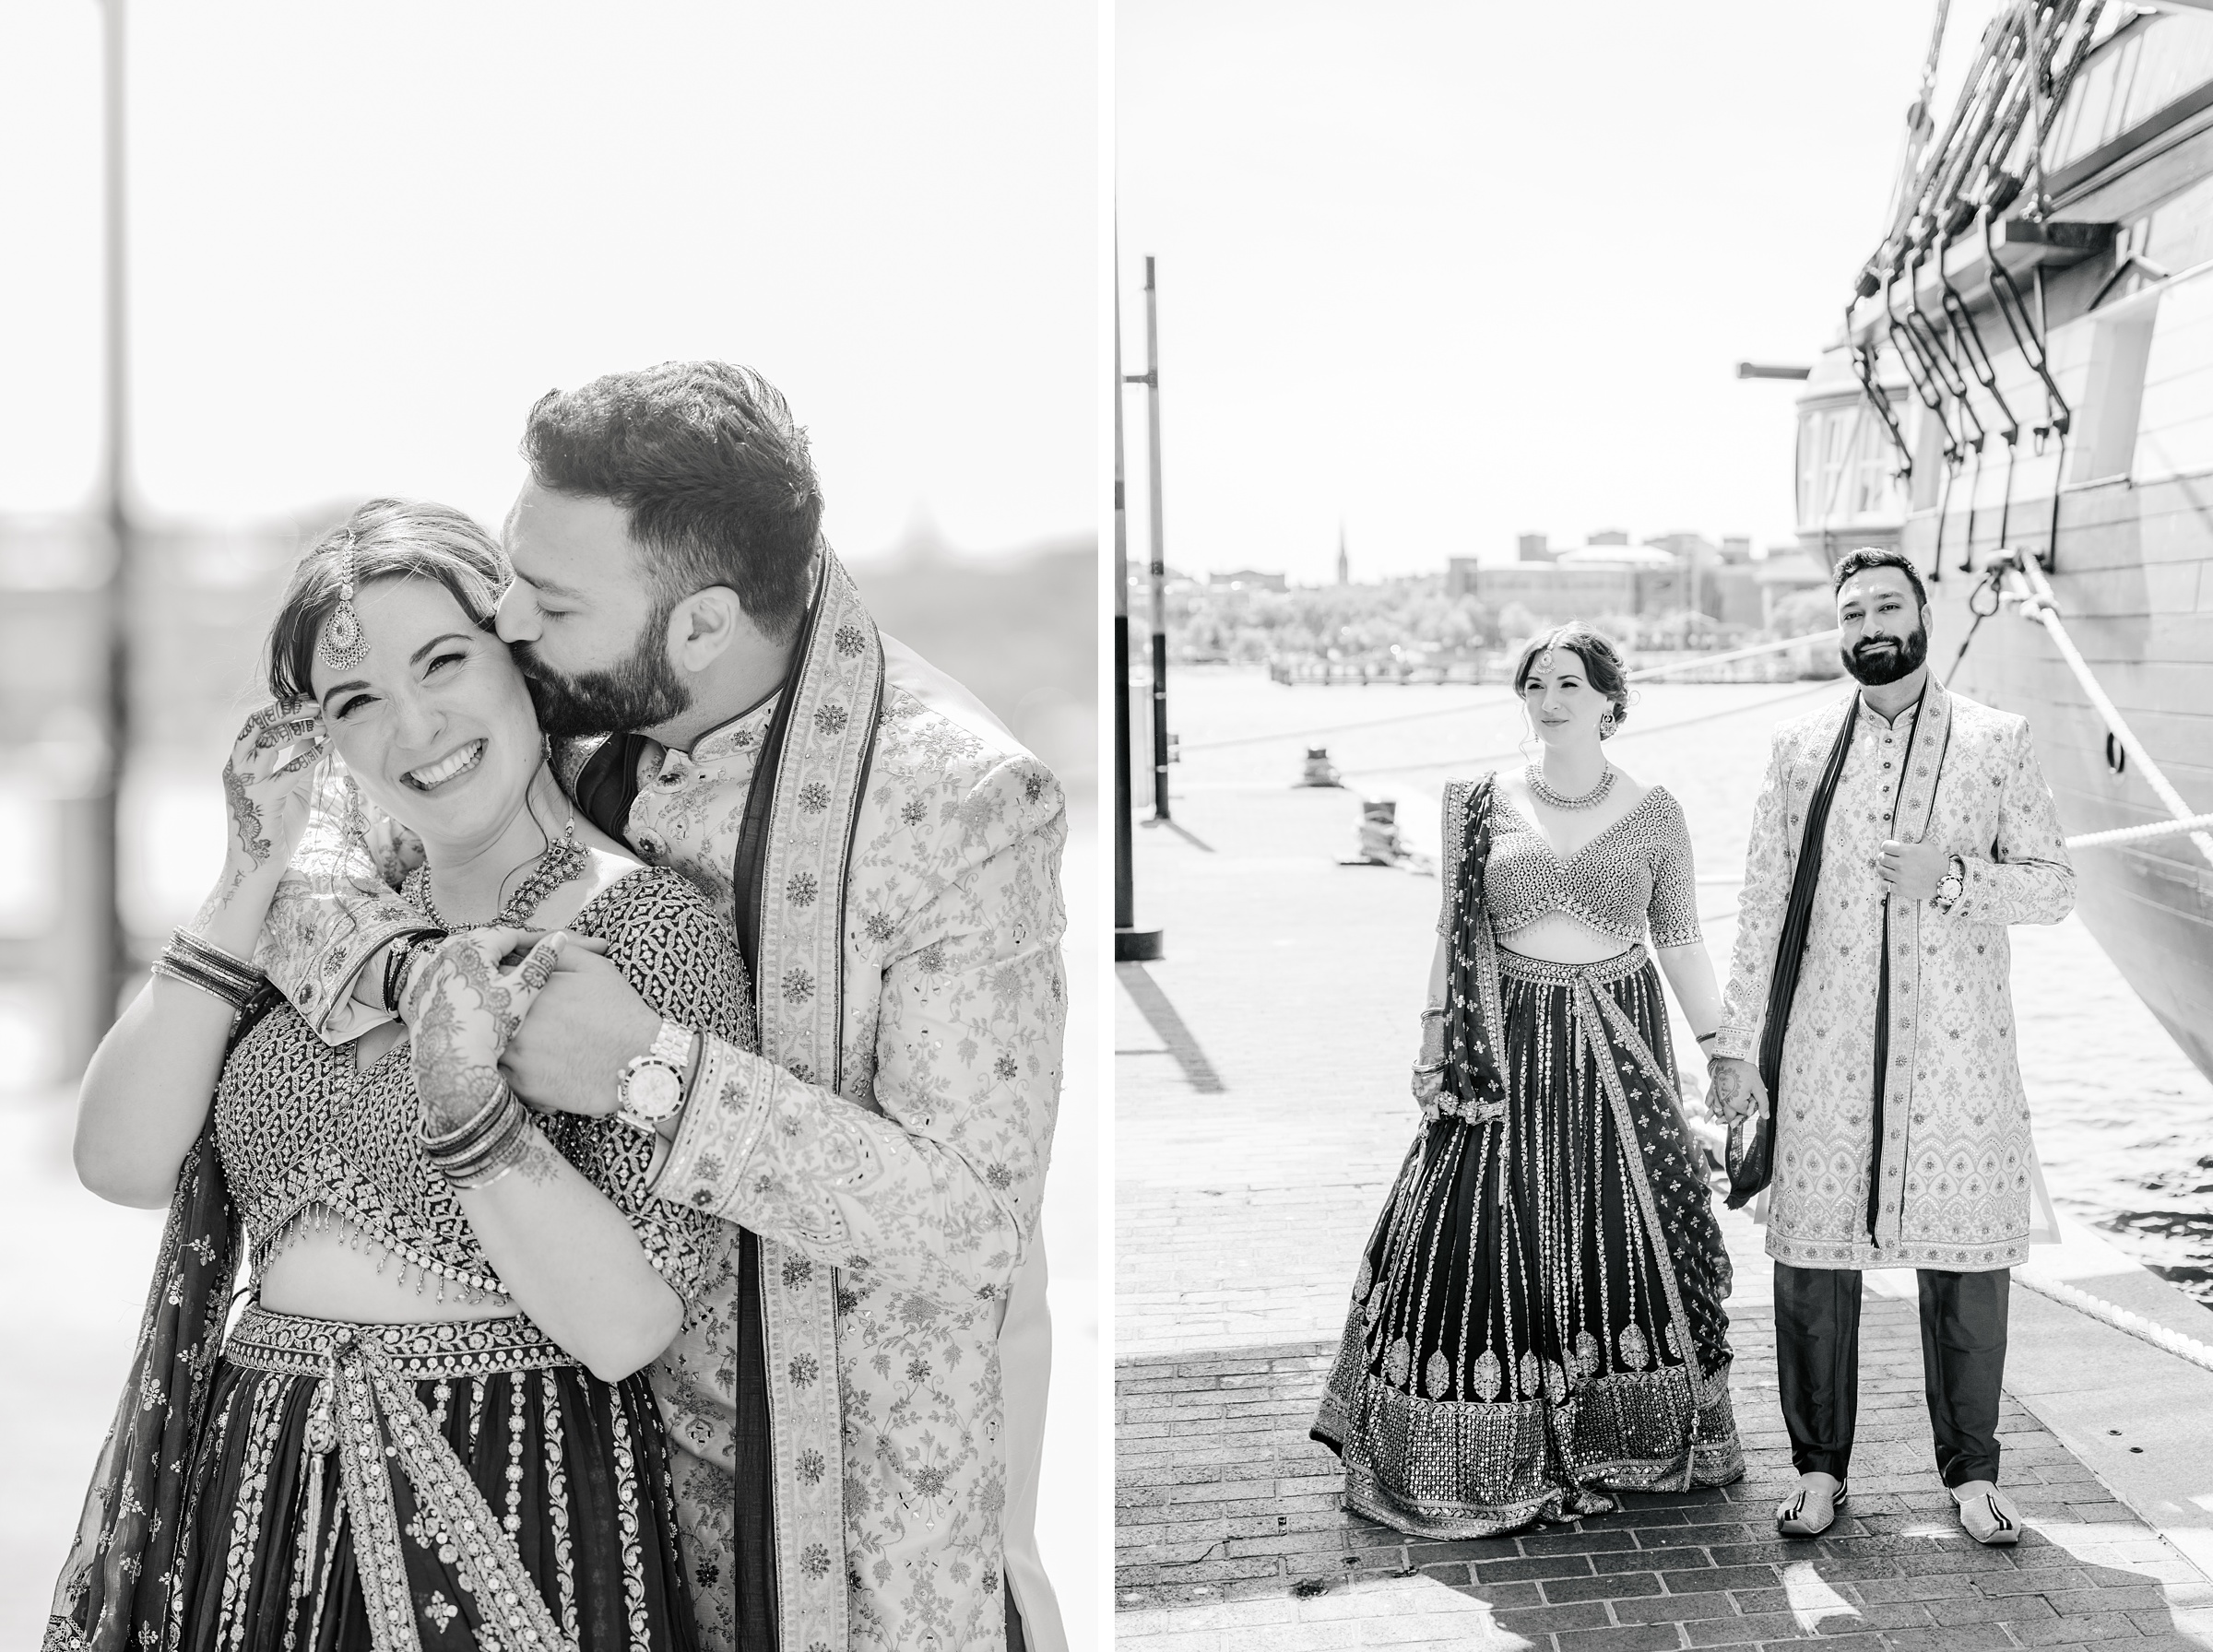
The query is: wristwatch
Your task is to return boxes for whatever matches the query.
[615,1021,696,1135]
[1932,856,1966,914]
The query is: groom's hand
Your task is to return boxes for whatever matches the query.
[1877,838,1950,901]
[498,942,661,1118]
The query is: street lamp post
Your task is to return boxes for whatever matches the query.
[1115,240,1164,962]
[1127,255,1171,823]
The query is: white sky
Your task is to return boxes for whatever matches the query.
[0,3,1095,560]
[1117,0,2013,582]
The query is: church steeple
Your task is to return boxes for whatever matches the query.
[1336,520,1349,585]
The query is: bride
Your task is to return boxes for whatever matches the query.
[1313,620,1743,1536]
[48,500,745,1651]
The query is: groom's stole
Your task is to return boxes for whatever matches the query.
[1728,699,1859,1209]
[46,992,278,1652]
[574,549,882,1652]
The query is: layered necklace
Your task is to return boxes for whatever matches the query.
[408,817,587,931]
[1525,762,1615,811]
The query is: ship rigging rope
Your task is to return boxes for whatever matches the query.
[2002,557,2213,870]
[1184,630,1847,752]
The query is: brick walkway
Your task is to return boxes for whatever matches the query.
[1116,749,2213,1651]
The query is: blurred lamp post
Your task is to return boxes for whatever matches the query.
[1114,236,1163,962]
[1126,255,1171,824]
[71,0,136,1071]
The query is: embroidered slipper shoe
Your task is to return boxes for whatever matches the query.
[1953,1481,2021,1546]
[1776,1476,1847,1538]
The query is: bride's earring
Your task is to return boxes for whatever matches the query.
[1599,709,1616,737]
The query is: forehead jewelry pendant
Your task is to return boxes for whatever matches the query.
[317,530,372,672]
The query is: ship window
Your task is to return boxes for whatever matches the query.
[2071,293,2160,484]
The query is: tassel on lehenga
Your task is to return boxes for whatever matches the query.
[1314,947,1741,1539]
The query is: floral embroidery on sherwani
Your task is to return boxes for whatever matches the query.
[1713,684,2074,1270]
[649,679,1066,1652]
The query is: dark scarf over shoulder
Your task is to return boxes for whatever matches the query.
[1439,775,1509,1121]
[47,991,278,1652]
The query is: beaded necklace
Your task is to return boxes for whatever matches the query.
[407,819,586,931]
[1525,762,1615,812]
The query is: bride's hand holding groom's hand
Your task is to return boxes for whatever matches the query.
[403,927,567,1137]
[494,940,661,1121]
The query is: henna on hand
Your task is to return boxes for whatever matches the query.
[408,929,565,1140]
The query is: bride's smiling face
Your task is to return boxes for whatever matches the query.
[307,576,541,849]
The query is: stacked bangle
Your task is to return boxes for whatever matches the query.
[384,929,447,1016]
[152,929,266,1011]
[421,1086,535,1190]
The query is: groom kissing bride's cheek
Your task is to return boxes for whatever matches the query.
[56,360,1067,1652]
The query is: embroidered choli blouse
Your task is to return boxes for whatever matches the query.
[1470,784,1703,950]
[216,866,744,1306]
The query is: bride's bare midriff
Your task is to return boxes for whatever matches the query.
[1497,910,1640,966]
[256,1216,516,1324]
[254,1020,511,1325]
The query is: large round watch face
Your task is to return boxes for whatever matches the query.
[623,1062,683,1122]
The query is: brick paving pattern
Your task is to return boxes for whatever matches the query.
[1116,761,2213,1650]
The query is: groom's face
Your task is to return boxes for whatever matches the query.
[497,479,692,739]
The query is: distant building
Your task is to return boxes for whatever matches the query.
[1335,523,1349,586]
[1208,568,1288,594]
[1447,534,1827,629]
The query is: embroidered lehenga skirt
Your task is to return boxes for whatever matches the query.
[167,1307,699,1652]
[1313,946,1742,1537]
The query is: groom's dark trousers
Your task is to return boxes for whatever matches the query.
[1773,1262,2010,1487]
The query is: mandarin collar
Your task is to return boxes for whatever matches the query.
[646,691,781,788]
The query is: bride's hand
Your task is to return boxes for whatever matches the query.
[404,927,565,1137]
[219,701,326,880]
[188,702,326,941]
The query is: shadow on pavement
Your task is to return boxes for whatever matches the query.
[1116,963,1226,1094]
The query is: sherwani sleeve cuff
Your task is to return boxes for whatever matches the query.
[650,1034,858,1256]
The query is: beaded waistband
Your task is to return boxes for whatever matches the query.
[224,1304,578,1380]
[1495,943,1650,987]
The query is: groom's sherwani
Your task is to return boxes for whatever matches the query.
[261,560,1067,1652]
[1712,680,2074,1269]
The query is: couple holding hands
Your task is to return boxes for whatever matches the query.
[1316,547,2075,1552]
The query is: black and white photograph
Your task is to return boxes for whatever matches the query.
[1114,4,2213,1649]
[0,7,1096,1652]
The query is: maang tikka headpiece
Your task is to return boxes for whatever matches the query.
[317,528,372,671]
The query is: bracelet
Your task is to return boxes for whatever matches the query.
[383,929,447,1015]
[152,929,265,1011]
[1417,1007,1447,1069]
[424,1088,537,1189]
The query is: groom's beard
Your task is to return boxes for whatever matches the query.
[1842,620,1929,686]
[514,621,692,742]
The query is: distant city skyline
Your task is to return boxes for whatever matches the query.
[1118,0,2011,584]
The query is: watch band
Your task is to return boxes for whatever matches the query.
[615,1021,697,1134]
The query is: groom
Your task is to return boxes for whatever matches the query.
[260,361,1068,1652]
[1708,547,2073,1549]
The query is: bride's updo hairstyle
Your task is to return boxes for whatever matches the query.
[266,499,511,706]
[1510,621,1633,738]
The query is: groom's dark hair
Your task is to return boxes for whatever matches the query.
[1831,545,1927,611]
[521,361,822,642]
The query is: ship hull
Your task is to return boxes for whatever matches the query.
[1900,476,2213,1080]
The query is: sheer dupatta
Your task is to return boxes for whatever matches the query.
[44,989,276,1652]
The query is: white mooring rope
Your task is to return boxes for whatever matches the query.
[2014,1274,2213,1378]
